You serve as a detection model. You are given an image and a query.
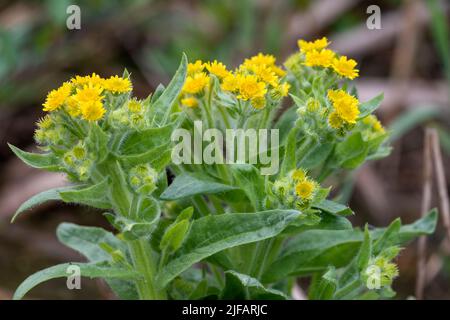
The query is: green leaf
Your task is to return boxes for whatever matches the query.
[56,222,126,263]
[299,142,333,169]
[156,209,300,288]
[151,53,188,126]
[308,267,338,300]
[230,164,265,211]
[59,179,111,209]
[280,127,298,177]
[357,226,372,270]
[119,142,172,170]
[335,132,368,169]
[8,144,60,171]
[120,124,174,155]
[160,219,191,253]
[56,223,137,299]
[221,270,287,300]
[160,172,238,200]
[358,93,384,119]
[13,262,139,300]
[313,199,354,216]
[113,197,161,240]
[372,218,401,255]
[11,186,73,222]
[86,123,110,163]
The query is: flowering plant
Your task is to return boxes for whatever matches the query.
[9,38,436,300]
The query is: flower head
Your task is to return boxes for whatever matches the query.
[206,60,230,79]
[332,56,359,79]
[74,84,104,104]
[304,49,335,68]
[187,60,205,75]
[295,179,316,200]
[103,76,132,93]
[328,89,360,124]
[298,37,329,53]
[363,115,385,134]
[237,75,267,101]
[181,97,198,108]
[183,72,210,95]
[328,111,344,129]
[43,82,72,112]
[243,53,276,68]
[221,74,241,92]
[80,100,106,121]
[127,99,142,113]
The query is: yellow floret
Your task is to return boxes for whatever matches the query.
[74,84,104,104]
[187,60,205,75]
[295,179,316,200]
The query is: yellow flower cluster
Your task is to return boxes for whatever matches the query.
[327,89,360,128]
[362,115,385,134]
[272,168,319,209]
[42,73,132,121]
[181,55,290,110]
[299,37,359,79]
[292,169,317,201]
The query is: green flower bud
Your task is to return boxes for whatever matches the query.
[128,164,158,195]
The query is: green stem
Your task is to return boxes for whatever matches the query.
[128,239,166,299]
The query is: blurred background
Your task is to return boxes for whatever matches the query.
[0,0,449,299]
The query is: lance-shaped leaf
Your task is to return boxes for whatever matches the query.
[119,142,172,169]
[308,267,338,300]
[56,223,138,300]
[313,199,354,216]
[119,123,174,155]
[335,132,368,169]
[13,262,139,300]
[221,271,287,300]
[358,93,384,119]
[150,54,188,126]
[160,172,238,200]
[59,179,111,209]
[8,144,60,171]
[11,186,73,222]
[230,164,265,211]
[156,209,300,288]
[280,127,298,177]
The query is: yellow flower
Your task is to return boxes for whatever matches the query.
[128,99,142,113]
[181,97,198,108]
[243,53,276,68]
[327,89,360,124]
[43,82,72,112]
[292,168,306,182]
[250,64,279,87]
[295,179,316,200]
[74,84,104,104]
[80,100,106,121]
[103,75,132,93]
[363,115,385,134]
[188,60,205,75]
[206,60,230,79]
[183,72,210,95]
[66,96,81,117]
[221,73,241,92]
[332,56,359,79]
[304,49,335,68]
[278,82,290,97]
[71,73,105,87]
[328,111,344,129]
[298,37,329,53]
[237,75,267,101]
